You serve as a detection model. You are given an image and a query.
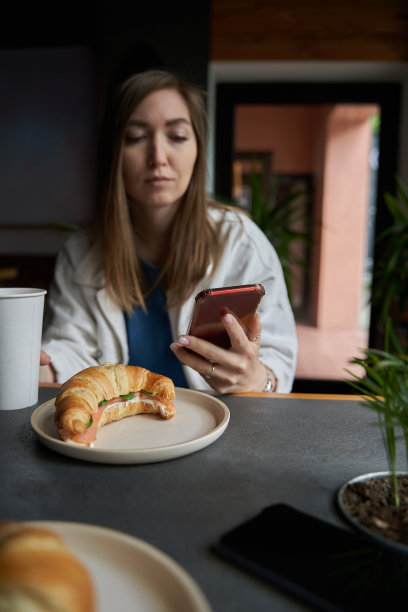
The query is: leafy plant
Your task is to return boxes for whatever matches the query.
[371,177,408,351]
[346,347,408,507]
[345,179,408,509]
[249,172,311,306]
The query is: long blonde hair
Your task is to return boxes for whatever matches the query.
[97,70,226,312]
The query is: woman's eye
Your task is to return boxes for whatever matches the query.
[169,134,188,143]
[125,134,146,144]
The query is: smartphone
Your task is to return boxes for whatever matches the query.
[187,284,265,349]
[214,504,408,611]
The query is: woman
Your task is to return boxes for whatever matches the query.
[40,70,297,393]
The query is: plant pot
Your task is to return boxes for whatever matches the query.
[338,471,408,554]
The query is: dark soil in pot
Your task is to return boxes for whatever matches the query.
[341,474,408,546]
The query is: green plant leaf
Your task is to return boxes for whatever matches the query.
[345,346,408,507]
[246,170,311,306]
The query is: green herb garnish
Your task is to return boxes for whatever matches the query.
[141,389,156,396]
[120,392,135,401]
[98,399,108,407]
[85,415,93,429]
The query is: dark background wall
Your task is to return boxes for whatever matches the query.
[0,1,210,290]
[0,1,210,230]
[1,2,210,86]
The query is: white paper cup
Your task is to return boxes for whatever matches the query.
[0,288,47,410]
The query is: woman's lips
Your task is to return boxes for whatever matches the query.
[146,177,171,186]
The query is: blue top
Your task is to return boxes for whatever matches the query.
[125,260,188,388]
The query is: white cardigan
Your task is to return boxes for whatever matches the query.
[42,207,298,391]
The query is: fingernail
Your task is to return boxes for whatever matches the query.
[169,343,177,353]
[178,336,190,345]
[224,313,233,324]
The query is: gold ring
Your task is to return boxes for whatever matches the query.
[205,362,215,380]
[249,333,261,341]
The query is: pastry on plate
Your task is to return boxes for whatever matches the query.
[0,521,95,612]
[55,363,176,446]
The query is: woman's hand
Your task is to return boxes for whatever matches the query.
[170,313,269,394]
[40,350,50,366]
[39,350,56,383]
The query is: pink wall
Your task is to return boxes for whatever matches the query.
[234,103,378,330]
[235,105,322,174]
[315,106,376,328]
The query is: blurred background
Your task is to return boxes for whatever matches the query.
[1,0,407,392]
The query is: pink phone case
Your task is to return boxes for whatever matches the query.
[187,284,265,349]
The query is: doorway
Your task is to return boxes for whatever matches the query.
[214,82,401,392]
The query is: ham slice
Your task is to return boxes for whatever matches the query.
[58,391,176,447]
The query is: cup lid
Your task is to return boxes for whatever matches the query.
[0,287,47,298]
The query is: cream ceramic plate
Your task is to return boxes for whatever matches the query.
[30,388,230,464]
[27,521,212,612]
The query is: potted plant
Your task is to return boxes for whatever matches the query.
[371,177,408,351]
[340,344,408,549]
[338,179,408,551]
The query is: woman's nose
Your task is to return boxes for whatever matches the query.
[147,138,167,167]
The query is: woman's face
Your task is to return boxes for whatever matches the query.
[122,88,198,214]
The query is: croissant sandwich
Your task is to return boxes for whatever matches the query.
[0,521,95,612]
[55,363,176,446]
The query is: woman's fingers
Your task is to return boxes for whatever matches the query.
[40,350,51,366]
[170,336,223,375]
[222,312,261,350]
[170,312,266,393]
[246,312,262,343]
[39,351,57,383]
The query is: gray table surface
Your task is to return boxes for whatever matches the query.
[0,388,394,611]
